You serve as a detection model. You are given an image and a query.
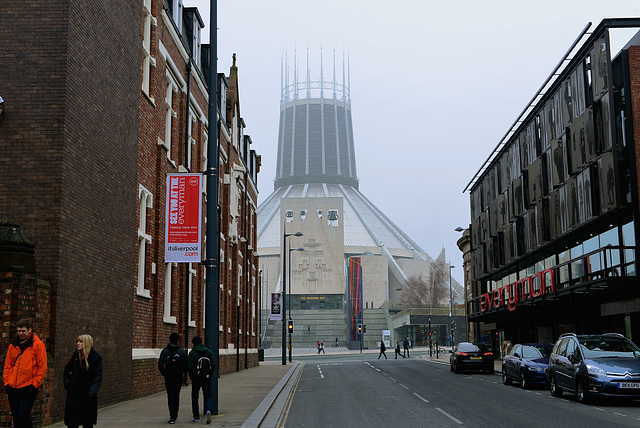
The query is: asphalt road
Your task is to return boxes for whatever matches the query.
[282,355,640,427]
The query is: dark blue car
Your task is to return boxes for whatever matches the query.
[502,343,553,389]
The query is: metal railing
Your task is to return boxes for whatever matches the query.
[467,245,636,317]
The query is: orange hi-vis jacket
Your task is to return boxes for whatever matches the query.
[3,333,47,389]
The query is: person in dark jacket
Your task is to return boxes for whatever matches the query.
[378,340,387,359]
[63,334,103,428]
[158,333,187,424]
[403,337,410,358]
[187,336,215,424]
[395,340,405,359]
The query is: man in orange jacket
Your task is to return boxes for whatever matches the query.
[3,318,47,428]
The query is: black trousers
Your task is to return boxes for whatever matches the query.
[191,378,212,419]
[164,376,182,420]
[7,385,38,428]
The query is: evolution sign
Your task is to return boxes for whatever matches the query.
[480,268,555,312]
[164,173,202,263]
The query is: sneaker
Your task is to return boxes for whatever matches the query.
[206,410,212,424]
[193,418,200,422]
[168,420,176,424]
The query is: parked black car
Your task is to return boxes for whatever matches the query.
[450,342,494,374]
[502,343,553,388]
[549,333,640,403]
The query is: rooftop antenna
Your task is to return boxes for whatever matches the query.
[306,44,310,98]
[320,43,324,98]
[294,46,298,100]
[332,46,337,99]
[342,49,346,101]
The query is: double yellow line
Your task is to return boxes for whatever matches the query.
[276,363,304,428]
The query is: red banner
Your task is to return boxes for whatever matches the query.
[165,173,202,263]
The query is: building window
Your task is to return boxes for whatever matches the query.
[163,71,179,162]
[141,0,157,98]
[163,262,177,324]
[137,185,153,298]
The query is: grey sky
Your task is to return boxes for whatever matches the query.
[188,0,640,284]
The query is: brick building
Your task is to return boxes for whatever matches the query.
[462,18,640,355]
[0,0,260,424]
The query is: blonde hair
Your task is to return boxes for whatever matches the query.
[77,334,94,370]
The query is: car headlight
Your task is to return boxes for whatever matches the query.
[527,366,545,372]
[586,364,607,377]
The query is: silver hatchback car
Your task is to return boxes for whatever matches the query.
[549,333,640,403]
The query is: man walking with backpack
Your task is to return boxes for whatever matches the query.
[188,336,214,424]
[158,333,187,424]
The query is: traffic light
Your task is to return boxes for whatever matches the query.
[287,319,294,334]
[357,323,362,334]
[363,325,367,333]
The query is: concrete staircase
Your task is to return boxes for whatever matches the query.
[260,307,391,351]
[261,309,347,350]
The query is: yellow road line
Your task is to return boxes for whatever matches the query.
[276,363,305,428]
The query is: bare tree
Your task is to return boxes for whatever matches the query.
[401,257,450,308]
[400,275,429,308]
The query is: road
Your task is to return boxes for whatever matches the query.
[279,355,640,427]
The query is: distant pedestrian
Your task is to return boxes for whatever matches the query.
[3,318,48,428]
[308,325,311,335]
[158,333,187,424]
[188,336,214,424]
[403,337,410,358]
[378,341,387,359]
[63,334,103,428]
[395,340,404,359]
[335,337,339,347]
[317,340,321,354]
[321,340,326,354]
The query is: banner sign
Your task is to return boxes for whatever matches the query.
[270,293,282,321]
[164,173,203,263]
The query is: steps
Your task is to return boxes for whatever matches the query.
[260,308,391,350]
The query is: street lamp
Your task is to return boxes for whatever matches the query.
[288,246,304,363]
[449,264,455,347]
[282,231,303,365]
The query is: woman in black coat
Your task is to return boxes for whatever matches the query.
[63,334,103,428]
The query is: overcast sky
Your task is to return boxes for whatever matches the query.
[187,0,640,284]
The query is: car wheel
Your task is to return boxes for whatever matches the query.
[576,380,590,404]
[550,373,563,397]
[502,368,512,385]
[520,369,528,389]
[454,360,461,374]
[450,362,454,372]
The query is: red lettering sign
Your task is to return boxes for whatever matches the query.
[480,268,557,313]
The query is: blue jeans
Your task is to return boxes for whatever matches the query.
[191,378,212,419]
[7,385,38,428]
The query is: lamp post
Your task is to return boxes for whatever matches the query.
[282,231,303,365]
[449,264,455,347]
[428,316,432,357]
[288,246,304,363]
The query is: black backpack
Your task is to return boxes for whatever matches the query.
[196,352,213,381]
[167,352,183,371]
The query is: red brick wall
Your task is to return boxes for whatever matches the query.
[0,0,141,421]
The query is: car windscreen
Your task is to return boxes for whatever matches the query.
[522,345,552,359]
[458,343,487,353]
[579,337,640,359]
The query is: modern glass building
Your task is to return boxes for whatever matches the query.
[464,18,640,353]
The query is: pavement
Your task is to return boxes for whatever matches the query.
[45,346,501,428]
